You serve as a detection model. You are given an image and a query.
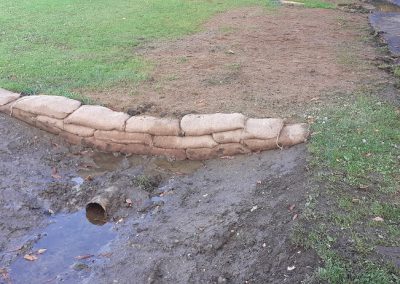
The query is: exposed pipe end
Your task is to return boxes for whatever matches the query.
[86,202,107,226]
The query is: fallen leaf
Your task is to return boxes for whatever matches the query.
[288,204,296,211]
[37,248,47,254]
[292,214,298,220]
[250,205,258,212]
[372,216,384,222]
[51,167,61,179]
[363,152,372,157]
[227,49,235,54]
[85,175,93,181]
[75,254,94,260]
[24,254,38,261]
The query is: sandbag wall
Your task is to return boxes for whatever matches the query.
[0,89,309,160]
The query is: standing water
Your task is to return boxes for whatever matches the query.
[9,210,116,283]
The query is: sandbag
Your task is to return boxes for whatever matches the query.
[181,113,245,136]
[36,115,63,130]
[126,116,181,136]
[242,138,278,151]
[64,124,95,137]
[59,131,83,145]
[186,143,250,160]
[94,130,152,145]
[36,115,63,134]
[243,118,284,140]
[0,88,20,106]
[0,102,13,115]
[212,129,244,143]
[11,108,36,126]
[153,135,218,149]
[64,105,129,131]
[278,123,309,146]
[84,137,125,152]
[12,95,81,119]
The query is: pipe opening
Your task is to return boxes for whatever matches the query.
[86,202,107,226]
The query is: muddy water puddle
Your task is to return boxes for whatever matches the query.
[78,151,203,178]
[9,210,115,283]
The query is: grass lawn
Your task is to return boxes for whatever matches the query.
[0,0,273,100]
[293,94,400,283]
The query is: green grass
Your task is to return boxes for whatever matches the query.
[290,0,335,8]
[0,0,271,98]
[293,95,400,283]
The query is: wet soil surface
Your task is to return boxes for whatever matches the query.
[82,6,389,119]
[0,113,319,283]
[369,0,400,57]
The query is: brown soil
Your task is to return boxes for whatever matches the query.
[83,6,388,119]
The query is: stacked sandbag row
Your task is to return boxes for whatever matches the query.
[0,89,309,160]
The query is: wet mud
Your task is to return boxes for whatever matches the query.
[0,113,319,283]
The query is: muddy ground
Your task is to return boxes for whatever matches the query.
[0,113,319,283]
[82,6,392,119]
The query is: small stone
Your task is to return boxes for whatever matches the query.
[218,276,227,283]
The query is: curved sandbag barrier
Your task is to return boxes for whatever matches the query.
[0,88,310,160]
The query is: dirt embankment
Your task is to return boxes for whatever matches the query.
[84,6,389,119]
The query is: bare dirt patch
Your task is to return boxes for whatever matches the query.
[83,6,389,119]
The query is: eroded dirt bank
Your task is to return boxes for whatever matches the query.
[0,113,318,283]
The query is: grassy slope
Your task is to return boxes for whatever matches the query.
[0,0,269,97]
[293,95,400,283]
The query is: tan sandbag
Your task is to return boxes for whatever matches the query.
[12,95,81,119]
[0,102,13,114]
[64,124,95,137]
[242,138,278,151]
[243,118,284,140]
[212,129,244,143]
[36,115,63,134]
[36,121,61,135]
[59,131,83,145]
[150,147,187,161]
[11,108,36,126]
[153,135,218,149]
[0,88,20,106]
[126,116,181,136]
[186,143,250,160]
[64,105,129,131]
[181,113,246,136]
[94,130,152,145]
[37,115,63,130]
[186,148,217,160]
[278,123,309,146]
[84,137,125,152]
[216,143,251,156]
